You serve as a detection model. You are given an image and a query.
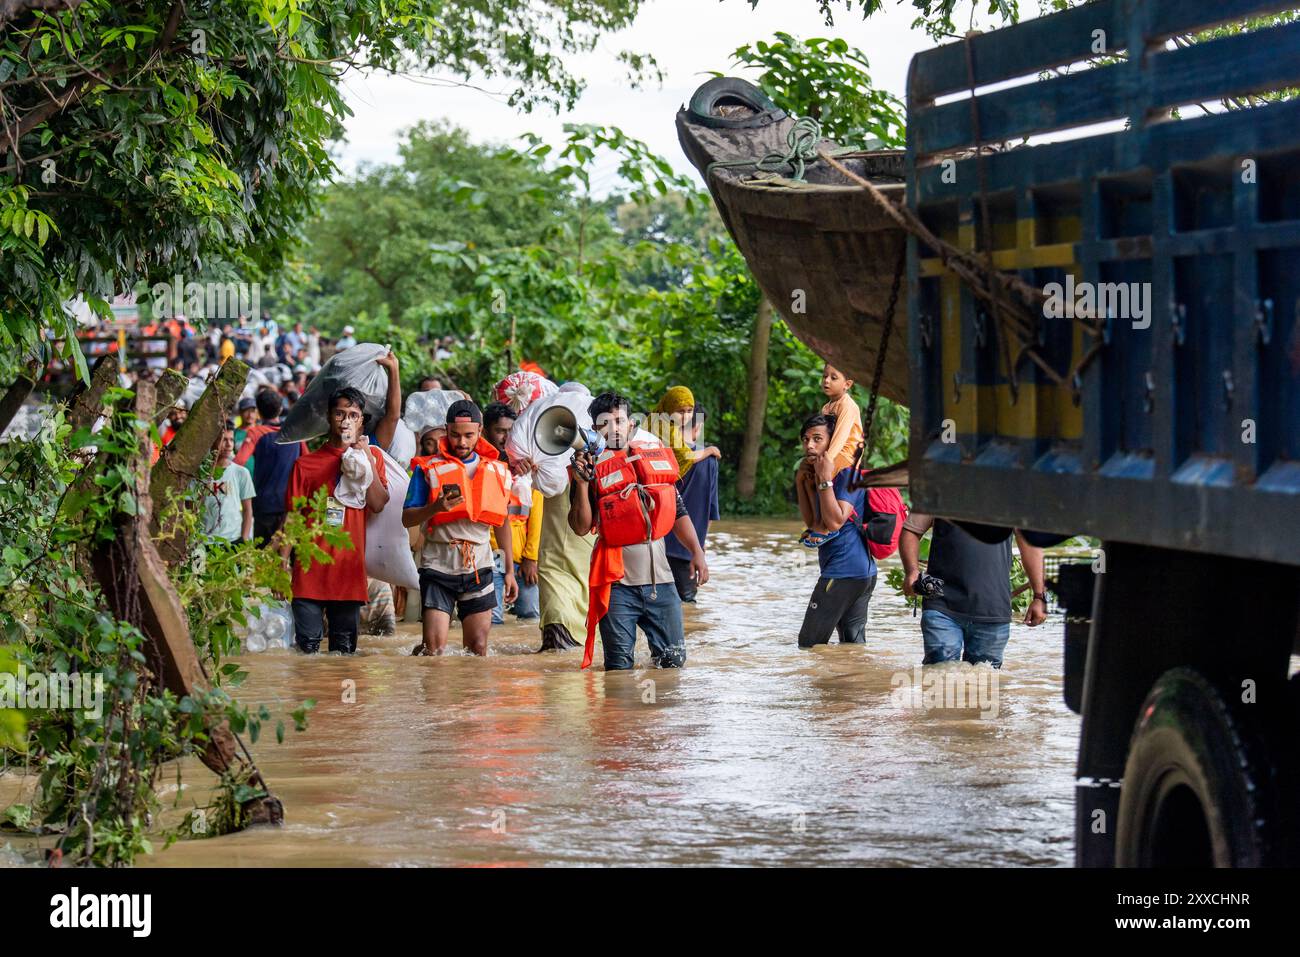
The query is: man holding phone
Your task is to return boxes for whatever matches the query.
[403,399,516,656]
[283,387,390,654]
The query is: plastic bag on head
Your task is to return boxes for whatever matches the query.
[402,389,460,438]
[278,343,389,443]
[494,371,557,413]
[507,384,593,498]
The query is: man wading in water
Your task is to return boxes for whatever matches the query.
[794,413,877,647]
[569,392,708,670]
[403,399,516,656]
[282,387,390,654]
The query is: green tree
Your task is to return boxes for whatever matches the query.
[0,0,658,383]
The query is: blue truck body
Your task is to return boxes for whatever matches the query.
[905,0,1300,565]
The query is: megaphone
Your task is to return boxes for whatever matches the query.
[534,404,606,457]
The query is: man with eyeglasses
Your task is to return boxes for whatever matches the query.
[282,386,390,654]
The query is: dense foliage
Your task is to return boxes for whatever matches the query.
[0,397,326,865]
[0,0,662,384]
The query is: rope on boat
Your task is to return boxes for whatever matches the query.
[705,116,851,182]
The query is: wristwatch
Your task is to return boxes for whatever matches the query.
[817,479,834,490]
[1032,592,1047,603]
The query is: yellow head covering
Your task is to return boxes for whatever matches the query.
[651,385,696,478]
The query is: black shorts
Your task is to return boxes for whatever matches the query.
[798,575,877,647]
[419,567,496,620]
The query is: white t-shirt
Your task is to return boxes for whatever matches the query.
[200,462,255,541]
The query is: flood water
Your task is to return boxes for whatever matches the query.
[140,518,1078,867]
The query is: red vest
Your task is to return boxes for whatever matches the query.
[592,444,680,548]
[415,438,510,529]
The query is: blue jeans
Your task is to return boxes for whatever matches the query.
[493,563,539,623]
[598,582,686,670]
[921,607,1011,668]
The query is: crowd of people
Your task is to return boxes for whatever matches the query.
[180,339,1047,670]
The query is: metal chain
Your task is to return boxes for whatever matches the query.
[862,243,906,461]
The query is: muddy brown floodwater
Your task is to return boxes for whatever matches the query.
[140,518,1079,867]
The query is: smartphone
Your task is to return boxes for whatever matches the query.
[442,483,462,501]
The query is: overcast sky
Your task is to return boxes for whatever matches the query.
[334,0,1024,190]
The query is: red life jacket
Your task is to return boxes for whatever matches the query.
[592,444,680,548]
[416,438,510,529]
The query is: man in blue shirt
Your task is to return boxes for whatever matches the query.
[794,413,877,646]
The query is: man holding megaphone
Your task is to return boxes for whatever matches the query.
[565,392,709,671]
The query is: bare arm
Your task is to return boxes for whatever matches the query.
[241,499,253,541]
[403,486,457,528]
[568,454,595,536]
[817,484,854,531]
[372,351,401,452]
[899,527,923,596]
[363,448,389,514]
[670,511,709,586]
[1014,530,1048,626]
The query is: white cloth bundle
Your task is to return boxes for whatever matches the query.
[506,383,593,497]
[335,446,373,509]
[365,447,420,590]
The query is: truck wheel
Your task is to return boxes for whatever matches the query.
[1115,667,1279,867]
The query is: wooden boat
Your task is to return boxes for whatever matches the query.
[676,77,909,404]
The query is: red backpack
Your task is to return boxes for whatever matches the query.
[856,487,907,561]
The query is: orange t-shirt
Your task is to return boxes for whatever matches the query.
[822,392,864,472]
[285,444,387,603]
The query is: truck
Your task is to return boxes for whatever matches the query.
[682,0,1300,865]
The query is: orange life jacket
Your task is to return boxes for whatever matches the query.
[592,444,680,548]
[416,438,510,529]
[506,483,532,525]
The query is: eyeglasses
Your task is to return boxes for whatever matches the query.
[330,409,363,422]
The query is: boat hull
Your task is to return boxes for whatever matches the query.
[676,85,910,404]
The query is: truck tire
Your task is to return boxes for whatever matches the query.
[1115,667,1280,867]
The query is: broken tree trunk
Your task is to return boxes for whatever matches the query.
[151,359,248,565]
[88,383,282,827]
[0,356,42,437]
[151,369,187,425]
[66,354,120,435]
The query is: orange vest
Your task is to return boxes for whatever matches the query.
[507,485,532,525]
[416,438,510,529]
